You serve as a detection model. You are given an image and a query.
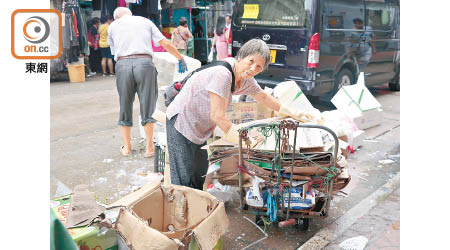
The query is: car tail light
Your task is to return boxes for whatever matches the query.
[307,32,320,68]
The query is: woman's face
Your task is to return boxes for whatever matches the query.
[235,54,266,80]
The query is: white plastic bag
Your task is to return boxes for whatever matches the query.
[207,49,214,62]
[207,179,233,203]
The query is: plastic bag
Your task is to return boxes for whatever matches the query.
[207,179,233,203]
[208,49,214,62]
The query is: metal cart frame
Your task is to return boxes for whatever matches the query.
[237,120,340,230]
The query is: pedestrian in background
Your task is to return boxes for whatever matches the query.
[171,16,193,56]
[87,17,101,75]
[225,13,233,57]
[108,7,187,157]
[211,15,229,60]
[350,18,376,72]
[99,15,114,76]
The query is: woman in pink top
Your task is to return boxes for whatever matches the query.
[211,15,230,60]
[165,39,303,189]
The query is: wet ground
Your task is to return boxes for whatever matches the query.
[50,76,399,249]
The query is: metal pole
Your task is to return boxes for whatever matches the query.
[286,124,298,220]
[238,130,244,213]
[205,8,209,57]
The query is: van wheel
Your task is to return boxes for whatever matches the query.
[389,73,400,91]
[333,68,354,95]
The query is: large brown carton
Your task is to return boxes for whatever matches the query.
[109,182,229,250]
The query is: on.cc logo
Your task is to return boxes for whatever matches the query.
[23,16,50,44]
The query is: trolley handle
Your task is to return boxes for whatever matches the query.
[239,121,340,166]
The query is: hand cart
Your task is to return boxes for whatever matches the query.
[236,119,340,231]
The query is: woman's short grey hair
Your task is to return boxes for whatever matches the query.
[113,7,132,20]
[236,39,271,70]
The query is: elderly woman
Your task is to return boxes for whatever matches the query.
[171,16,193,56]
[165,39,298,189]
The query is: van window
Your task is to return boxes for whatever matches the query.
[365,1,396,31]
[233,0,311,28]
[324,0,364,30]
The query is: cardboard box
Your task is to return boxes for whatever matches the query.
[226,101,273,124]
[212,102,274,139]
[331,76,383,130]
[109,182,228,250]
[353,108,383,130]
[50,195,119,250]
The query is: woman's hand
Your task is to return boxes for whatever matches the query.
[252,91,281,112]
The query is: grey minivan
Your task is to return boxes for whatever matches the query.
[231,0,400,98]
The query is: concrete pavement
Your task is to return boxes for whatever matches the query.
[299,174,400,250]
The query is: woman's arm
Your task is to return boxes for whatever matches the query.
[252,91,281,112]
[159,38,183,60]
[209,92,233,133]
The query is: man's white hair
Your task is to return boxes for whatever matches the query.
[113,7,132,20]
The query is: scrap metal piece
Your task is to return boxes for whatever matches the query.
[241,216,268,250]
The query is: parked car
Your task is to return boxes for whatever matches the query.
[231,0,400,99]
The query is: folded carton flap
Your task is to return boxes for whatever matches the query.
[109,181,161,208]
[219,155,239,174]
[273,81,315,114]
[333,84,381,112]
[348,85,381,110]
[115,209,179,250]
[193,202,229,250]
[132,187,164,231]
[66,184,104,229]
[331,90,360,119]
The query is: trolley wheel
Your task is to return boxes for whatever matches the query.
[295,218,310,231]
[255,215,264,226]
